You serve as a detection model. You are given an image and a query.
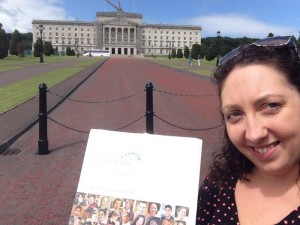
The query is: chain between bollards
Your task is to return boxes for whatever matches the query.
[145,82,154,134]
[38,83,49,155]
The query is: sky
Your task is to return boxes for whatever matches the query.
[0,0,300,38]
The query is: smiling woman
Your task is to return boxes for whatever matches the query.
[197,36,300,225]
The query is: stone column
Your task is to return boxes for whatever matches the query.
[109,26,111,44]
[136,25,142,55]
[95,22,103,49]
[128,28,130,44]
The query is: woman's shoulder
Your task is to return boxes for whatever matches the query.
[197,175,239,224]
[200,175,237,194]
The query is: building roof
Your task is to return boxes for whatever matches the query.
[142,23,202,30]
[32,19,94,26]
[96,11,143,19]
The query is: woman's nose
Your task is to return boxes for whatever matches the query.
[245,116,268,143]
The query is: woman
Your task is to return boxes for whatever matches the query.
[145,202,161,224]
[132,215,145,225]
[99,196,110,210]
[174,207,187,221]
[197,36,300,224]
[121,199,134,221]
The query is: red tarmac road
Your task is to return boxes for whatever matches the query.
[0,57,223,224]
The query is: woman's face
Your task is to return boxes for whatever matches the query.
[221,64,300,176]
[177,208,186,218]
[101,198,109,208]
[136,217,144,225]
[125,200,132,209]
[149,203,158,216]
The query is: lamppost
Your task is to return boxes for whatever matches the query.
[216,30,220,66]
[39,24,45,63]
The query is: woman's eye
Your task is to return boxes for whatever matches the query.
[224,111,242,122]
[262,102,280,113]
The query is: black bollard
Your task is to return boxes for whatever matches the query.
[38,83,49,155]
[145,82,154,134]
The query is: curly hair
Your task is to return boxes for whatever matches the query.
[210,43,300,185]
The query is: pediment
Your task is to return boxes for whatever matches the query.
[102,17,138,26]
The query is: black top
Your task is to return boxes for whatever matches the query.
[197,176,300,224]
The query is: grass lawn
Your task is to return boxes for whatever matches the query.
[0,55,215,113]
[0,55,78,72]
[0,56,106,113]
[143,57,217,76]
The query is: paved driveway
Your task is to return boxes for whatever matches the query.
[0,57,223,224]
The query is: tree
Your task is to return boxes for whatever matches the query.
[191,43,201,59]
[0,27,9,59]
[184,46,190,59]
[44,41,54,56]
[176,48,183,58]
[33,38,43,57]
[66,46,75,56]
[17,42,26,57]
[171,48,176,58]
[9,29,22,56]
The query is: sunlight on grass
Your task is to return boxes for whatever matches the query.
[0,55,76,72]
[143,57,216,76]
[0,67,84,113]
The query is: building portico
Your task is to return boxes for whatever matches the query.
[32,7,201,56]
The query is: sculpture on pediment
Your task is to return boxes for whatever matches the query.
[105,0,123,15]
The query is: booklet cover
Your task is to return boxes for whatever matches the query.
[68,129,202,225]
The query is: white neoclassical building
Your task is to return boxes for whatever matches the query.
[32,8,201,56]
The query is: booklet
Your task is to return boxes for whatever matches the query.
[68,129,202,225]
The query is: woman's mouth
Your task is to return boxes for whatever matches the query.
[250,141,280,157]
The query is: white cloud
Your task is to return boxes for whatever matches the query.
[185,13,298,38]
[0,0,74,33]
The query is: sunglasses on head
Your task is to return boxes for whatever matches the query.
[218,36,299,66]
